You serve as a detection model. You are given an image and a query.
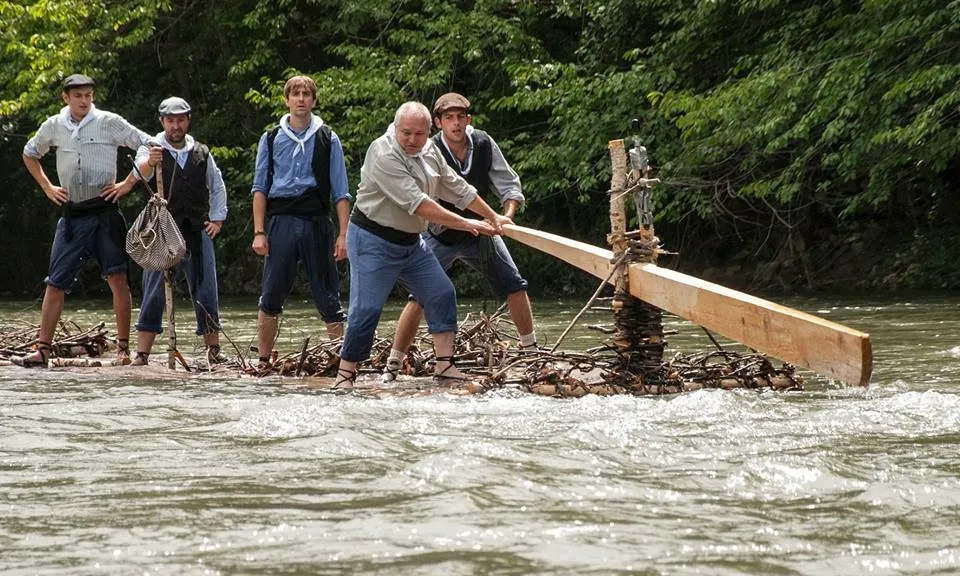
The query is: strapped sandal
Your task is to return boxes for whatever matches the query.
[206,344,229,365]
[131,351,150,366]
[380,358,401,383]
[115,338,132,366]
[333,367,357,390]
[15,341,52,368]
[433,355,470,384]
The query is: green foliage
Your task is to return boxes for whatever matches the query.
[0,0,958,296]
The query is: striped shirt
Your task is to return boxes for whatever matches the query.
[23,105,150,203]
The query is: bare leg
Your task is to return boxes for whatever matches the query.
[19,285,65,364]
[506,290,535,337]
[326,321,344,340]
[132,330,157,365]
[107,273,132,343]
[334,359,358,389]
[136,330,157,354]
[257,310,279,363]
[38,285,66,345]
[391,300,423,355]
[432,331,467,380]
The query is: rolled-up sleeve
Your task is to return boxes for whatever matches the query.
[488,138,524,207]
[363,145,429,215]
[328,132,352,204]
[23,118,56,159]
[206,153,228,221]
[110,115,151,150]
[251,132,269,195]
[132,144,150,180]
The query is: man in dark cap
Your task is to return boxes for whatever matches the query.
[18,73,152,367]
[130,96,229,367]
[381,92,538,381]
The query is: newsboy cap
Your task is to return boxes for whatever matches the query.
[433,92,471,116]
[158,96,192,116]
[63,74,95,91]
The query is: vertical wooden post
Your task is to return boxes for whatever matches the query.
[608,137,665,379]
[607,140,631,354]
[155,165,176,370]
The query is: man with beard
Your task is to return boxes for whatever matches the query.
[131,96,229,366]
[18,73,151,367]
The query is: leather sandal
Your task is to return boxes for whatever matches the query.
[433,355,469,384]
[15,341,52,368]
[131,351,150,366]
[206,344,229,364]
[115,338,132,366]
[333,367,357,390]
[380,358,401,383]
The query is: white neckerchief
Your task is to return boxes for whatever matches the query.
[58,104,98,139]
[279,113,323,158]
[154,132,196,169]
[387,122,438,178]
[440,125,475,173]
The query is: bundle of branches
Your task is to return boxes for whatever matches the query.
[235,309,802,396]
[0,320,110,360]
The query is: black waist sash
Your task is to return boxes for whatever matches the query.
[61,197,124,247]
[350,209,419,246]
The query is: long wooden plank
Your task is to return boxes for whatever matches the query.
[503,224,872,386]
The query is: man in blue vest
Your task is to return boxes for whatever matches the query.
[131,96,229,366]
[250,75,351,368]
[381,92,537,381]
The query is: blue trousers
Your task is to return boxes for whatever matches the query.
[46,214,127,290]
[340,223,457,362]
[136,232,220,335]
[258,215,345,323]
[425,233,528,299]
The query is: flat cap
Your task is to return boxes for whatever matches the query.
[433,92,470,116]
[63,74,95,90]
[158,96,192,116]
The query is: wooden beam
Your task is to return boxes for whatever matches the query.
[503,223,873,387]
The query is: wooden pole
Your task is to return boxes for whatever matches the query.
[155,164,176,370]
[501,224,873,386]
[607,140,631,354]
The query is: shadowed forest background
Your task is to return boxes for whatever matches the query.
[0,0,957,299]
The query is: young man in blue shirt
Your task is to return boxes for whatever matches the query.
[250,76,351,367]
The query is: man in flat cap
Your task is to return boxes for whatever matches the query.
[131,96,229,367]
[332,101,508,389]
[18,73,152,367]
[381,92,538,381]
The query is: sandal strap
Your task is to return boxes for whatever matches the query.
[116,338,130,352]
[333,367,357,390]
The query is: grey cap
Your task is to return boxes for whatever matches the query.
[158,96,192,116]
[63,74,95,91]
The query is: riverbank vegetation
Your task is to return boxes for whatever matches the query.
[1,0,956,297]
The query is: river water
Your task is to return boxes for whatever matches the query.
[2,293,959,575]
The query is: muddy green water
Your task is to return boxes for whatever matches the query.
[2,294,959,575]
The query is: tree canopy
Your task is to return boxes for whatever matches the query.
[1,0,957,297]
